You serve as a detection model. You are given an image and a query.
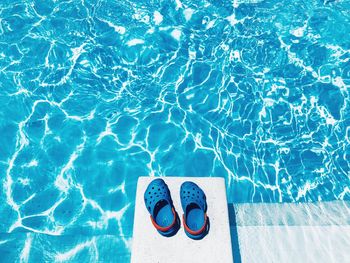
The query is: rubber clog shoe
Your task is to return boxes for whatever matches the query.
[180,181,209,240]
[144,178,179,237]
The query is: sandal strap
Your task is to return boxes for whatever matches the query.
[150,207,176,232]
[182,213,207,236]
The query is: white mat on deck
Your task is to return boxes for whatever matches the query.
[131,177,233,263]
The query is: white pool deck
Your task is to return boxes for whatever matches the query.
[131,177,350,263]
[233,201,350,263]
[131,177,234,263]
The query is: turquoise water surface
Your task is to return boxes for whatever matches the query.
[0,0,349,261]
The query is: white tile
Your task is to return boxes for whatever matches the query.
[131,177,233,263]
[234,201,350,263]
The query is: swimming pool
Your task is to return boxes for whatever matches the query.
[0,0,349,261]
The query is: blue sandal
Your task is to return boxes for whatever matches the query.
[180,181,209,239]
[144,178,179,237]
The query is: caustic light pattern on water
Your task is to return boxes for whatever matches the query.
[0,0,349,261]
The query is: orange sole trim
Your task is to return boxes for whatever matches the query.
[182,213,207,236]
[150,207,177,232]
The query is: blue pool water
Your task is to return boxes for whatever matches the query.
[0,0,349,261]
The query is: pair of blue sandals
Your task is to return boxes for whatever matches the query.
[144,179,209,240]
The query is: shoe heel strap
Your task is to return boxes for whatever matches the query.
[182,213,207,236]
[150,207,176,232]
